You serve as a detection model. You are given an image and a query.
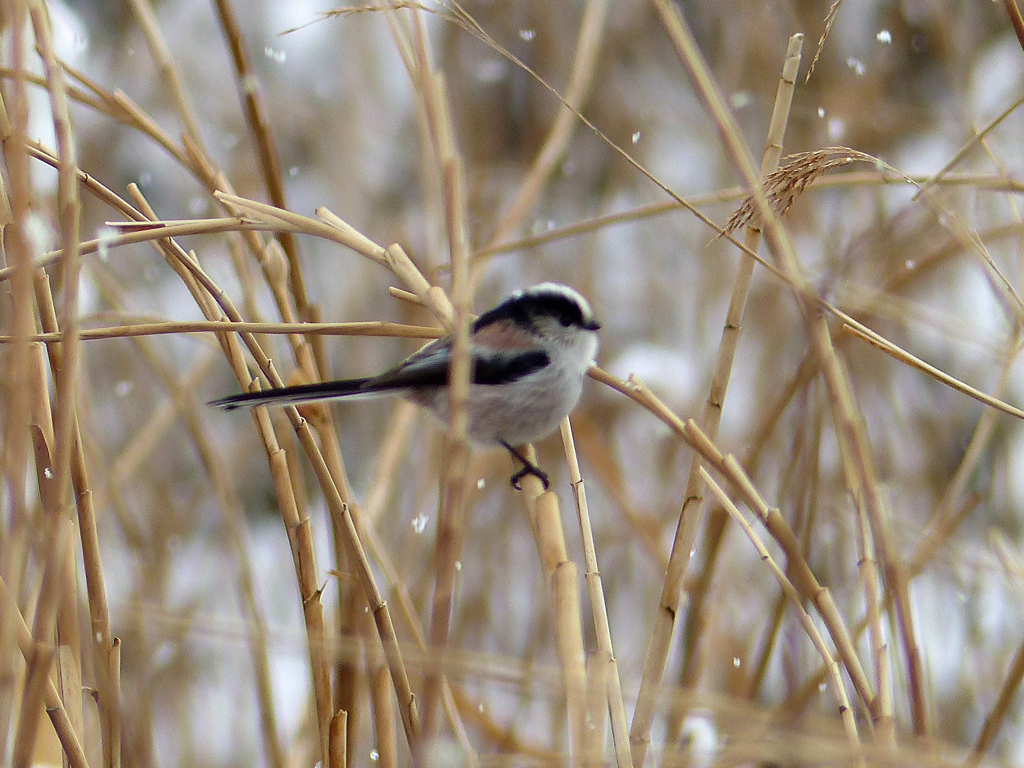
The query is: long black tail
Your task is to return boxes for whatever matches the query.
[209,377,379,410]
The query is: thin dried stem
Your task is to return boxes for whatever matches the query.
[532,490,588,765]
[212,0,307,316]
[561,418,632,768]
[699,468,860,749]
[633,34,803,765]
[419,32,473,737]
[0,319,442,343]
[482,0,610,251]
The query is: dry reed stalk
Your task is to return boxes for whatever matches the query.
[534,492,587,759]
[183,142,316,360]
[1,13,39,764]
[743,392,823,698]
[291,511,335,761]
[31,0,82,512]
[589,365,876,707]
[357,512,480,766]
[1005,0,1024,51]
[26,326,87,759]
[108,639,121,768]
[123,188,425,760]
[22,160,1005,287]
[297,403,360,722]
[413,25,474,734]
[781,348,1020,730]
[2,210,329,274]
[561,418,632,768]
[782,489,984,718]
[481,0,609,251]
[28,327,83,760]
[212,0,307,316]
[582,653,608,768]
[133,107,326,391]
[9,1,1020,765]
[970,637,1024,765]
[33,268,116,766]
[363,401,420,525]
[333,558,365,768]
[329,709,348,768]
[552,559,587,766]
[206,191,492,760]
[631,32,802,765]
[437,0,746,271]
[681,25,804,709]
[105,188,335,759]
[699,468,861,748]
[106,91,190,167]
[385,243,455,324]
[55,646,83,762]
[403,498,510,749]
[707,452,875,709]
[32,164,1007,450]
[58,140,991,768]
[135,332,286,766]
[742,216,1023,479]
[218,194,389,264]
[652,0,948,745]
[17,426,68,767]
[853,491,892,742]
[0,320,442,343]
[471,171,1024,262]
[914,90,1024,202]
[371,663,399,768]
[13,644,55,768]
[302,437,423,752]
[842,323,1024,419]
[300,400,364,760]
[125,0,205,152]
[0,574,90,768]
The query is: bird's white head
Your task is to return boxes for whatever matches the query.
[476,282,600,371]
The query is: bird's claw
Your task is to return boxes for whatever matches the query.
[509,465,550,491]
[501,440,550,491]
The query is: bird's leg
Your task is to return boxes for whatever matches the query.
[499,440,550,491]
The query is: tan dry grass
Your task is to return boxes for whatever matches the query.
[4,1,1024,768]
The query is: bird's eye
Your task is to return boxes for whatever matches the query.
[534,295,583,327]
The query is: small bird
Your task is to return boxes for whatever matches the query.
[210,283,600,490]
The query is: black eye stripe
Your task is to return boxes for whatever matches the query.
[468,294,585,331]
[471,288,594,331]
[530,295,584,326]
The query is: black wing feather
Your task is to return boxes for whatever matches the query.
[371,339,548,389]
[472,349,549,384]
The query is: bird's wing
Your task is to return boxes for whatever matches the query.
[366,337,452,389]
[369,341,549,389]
[472,349,549,384]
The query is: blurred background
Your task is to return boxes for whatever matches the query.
[6,0,1024,766]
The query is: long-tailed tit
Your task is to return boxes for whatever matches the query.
[210,283,600,489]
